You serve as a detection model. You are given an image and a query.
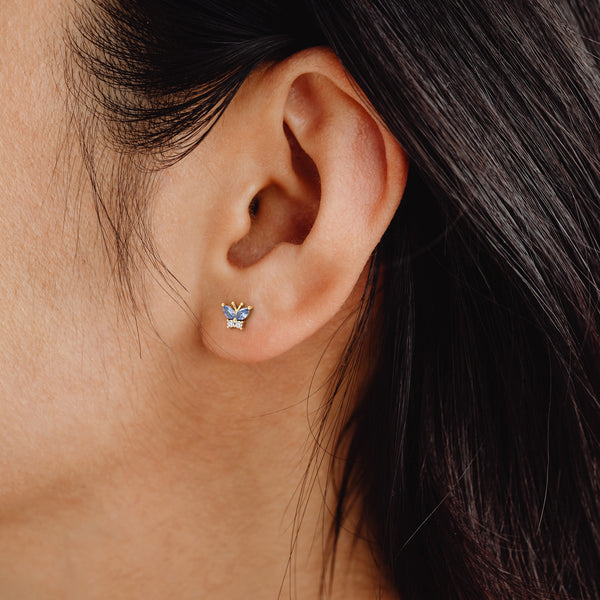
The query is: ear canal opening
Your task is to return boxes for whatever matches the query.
[227,123,321,268]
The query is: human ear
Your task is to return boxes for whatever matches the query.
[154,48,408,362]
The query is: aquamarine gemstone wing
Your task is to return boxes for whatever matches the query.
[236,308,250,321]
[223,305,236,319]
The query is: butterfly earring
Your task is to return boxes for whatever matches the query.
[221,301,253,330]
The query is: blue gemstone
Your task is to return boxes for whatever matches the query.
[223,305,236,319]
[236,308,249,321]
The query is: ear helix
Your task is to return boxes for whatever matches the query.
[221,301,253,330]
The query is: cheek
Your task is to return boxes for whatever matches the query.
[0,0,81,318]
[0,0,159,510]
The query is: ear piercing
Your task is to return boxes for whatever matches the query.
[221,301,253,330]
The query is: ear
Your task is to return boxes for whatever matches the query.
[153,48,408,363]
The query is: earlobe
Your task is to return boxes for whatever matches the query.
[166,49,408,363]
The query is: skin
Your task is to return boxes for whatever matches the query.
[0,1,407,598]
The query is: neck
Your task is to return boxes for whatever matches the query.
[0,304,389,599]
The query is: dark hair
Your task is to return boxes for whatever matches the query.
[66,1,600,598]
